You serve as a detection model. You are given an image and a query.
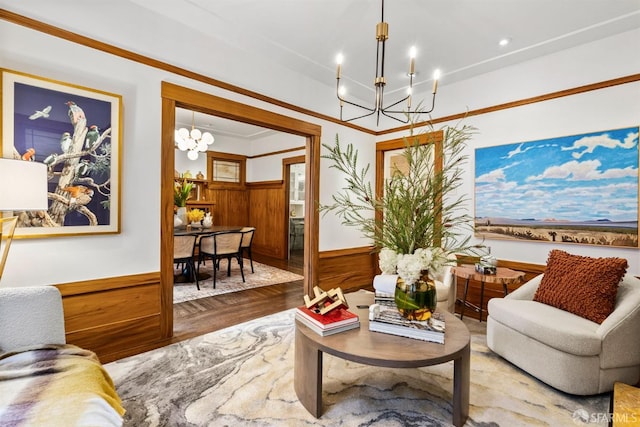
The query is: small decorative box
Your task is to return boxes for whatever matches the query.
[475,263,497,275]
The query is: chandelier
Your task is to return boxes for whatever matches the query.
[335,0,440,125]
[174,111,214,160]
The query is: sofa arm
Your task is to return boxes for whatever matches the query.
[0,286,66,352]
[505,274,543,301]
[598,274,640,369]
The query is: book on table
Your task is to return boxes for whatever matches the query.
[369,303,445,344]
[295,305,360,336]
[294,312,360,336]
[374,291,395,306]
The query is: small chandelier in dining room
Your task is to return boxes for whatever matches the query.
[174,111,215,160]
[335,0,440,125]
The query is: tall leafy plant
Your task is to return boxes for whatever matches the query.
[320,120,480,270]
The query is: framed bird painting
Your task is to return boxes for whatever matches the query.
[1,69,122,238]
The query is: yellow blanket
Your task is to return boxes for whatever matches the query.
[0,344,125,426]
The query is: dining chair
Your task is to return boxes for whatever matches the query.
[173,234,199,290]
[198,231,245,288]
[240,227,256,273]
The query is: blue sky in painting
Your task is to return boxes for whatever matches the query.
[475,127,639,222]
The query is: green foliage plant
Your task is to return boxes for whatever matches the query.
[320,119,480,264]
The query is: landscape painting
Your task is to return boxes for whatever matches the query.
[475,126,639,247]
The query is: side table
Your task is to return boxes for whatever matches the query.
[452,264,525,322]
[611,381,640,426]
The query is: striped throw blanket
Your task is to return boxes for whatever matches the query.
[0,344,125,426]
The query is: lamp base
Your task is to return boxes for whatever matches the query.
[0,216,18,281]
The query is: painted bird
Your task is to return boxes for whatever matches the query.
[85,125,100,149]
[60,132,73,153]
[21,148,36,161]
[62,185,94,206]
[29,105,51,120]
[65,101,85,125]
[43,153,57,166]
[76,160,90,176]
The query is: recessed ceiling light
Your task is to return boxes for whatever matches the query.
[499,38,511,47]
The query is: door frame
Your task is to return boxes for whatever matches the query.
[283,155,305,257]
[161,82,321,338]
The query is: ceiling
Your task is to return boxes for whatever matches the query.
[163,0,640,136]
[7,0,637,136]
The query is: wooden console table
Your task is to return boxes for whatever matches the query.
[294,290,471,427]
[452,264,525,322]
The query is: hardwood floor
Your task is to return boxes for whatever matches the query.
[171,250,304,344]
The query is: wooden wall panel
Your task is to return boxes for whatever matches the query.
[207,187,250,227]
[56,272,167,363]
[318,247,377,293]
[248,182,287,259]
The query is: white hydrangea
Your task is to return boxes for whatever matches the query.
[396,253,423,285]
[413,248,433,271]
[378,247,398,275]
[379,246,451,284]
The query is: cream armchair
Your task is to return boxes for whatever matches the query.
[433,253,457,313]
[487,273,640,395]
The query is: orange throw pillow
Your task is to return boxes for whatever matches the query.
[533,250,628,324]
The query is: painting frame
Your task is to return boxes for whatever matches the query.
[474,126,639,248]
[1,68,122,238]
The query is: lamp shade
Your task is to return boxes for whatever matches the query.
[0,158,48,211]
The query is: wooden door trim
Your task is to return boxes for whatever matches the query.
[161,82,320,338]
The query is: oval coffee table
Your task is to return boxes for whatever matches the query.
[294,290,470,427]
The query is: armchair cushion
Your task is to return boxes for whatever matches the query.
[533,250,627,323]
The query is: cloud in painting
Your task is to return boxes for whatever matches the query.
[561,131,638,159]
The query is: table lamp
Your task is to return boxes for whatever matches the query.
[0,158,48,280]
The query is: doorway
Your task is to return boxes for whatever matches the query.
[287,162,305,266]
[161,81,321,338]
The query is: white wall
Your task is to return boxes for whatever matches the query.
[379,29,640,273]
[0,18,638,287]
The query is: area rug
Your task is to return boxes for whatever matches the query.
[173,259,303,303]
[105,299,611,426]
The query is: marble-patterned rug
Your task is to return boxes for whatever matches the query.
[105,308,611,427]
[173,259,303,303]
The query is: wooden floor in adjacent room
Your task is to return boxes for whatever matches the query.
[171,250,304,344]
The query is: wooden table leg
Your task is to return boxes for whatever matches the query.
[452,342,470,427]
[478,279,486,322]
[459,277,471,320]
[294,326,323,417]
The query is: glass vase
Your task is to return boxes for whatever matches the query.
[394,270,437,321]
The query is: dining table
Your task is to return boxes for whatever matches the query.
[174,225,245,282]
[174,225,243,236]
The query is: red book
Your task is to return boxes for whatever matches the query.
[296,305,359,329]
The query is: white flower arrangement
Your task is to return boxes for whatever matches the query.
[382,246,452,285]
[378,247,399,275]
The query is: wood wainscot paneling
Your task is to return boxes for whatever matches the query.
[247,180,287,259]
[454,256,545,320]
[56,272,168,363]
[318,247,377,293]
[208,185,250,227]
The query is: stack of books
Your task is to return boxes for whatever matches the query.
[373,291,395,306]
[295,305,360,336]
[369,303,445,344]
